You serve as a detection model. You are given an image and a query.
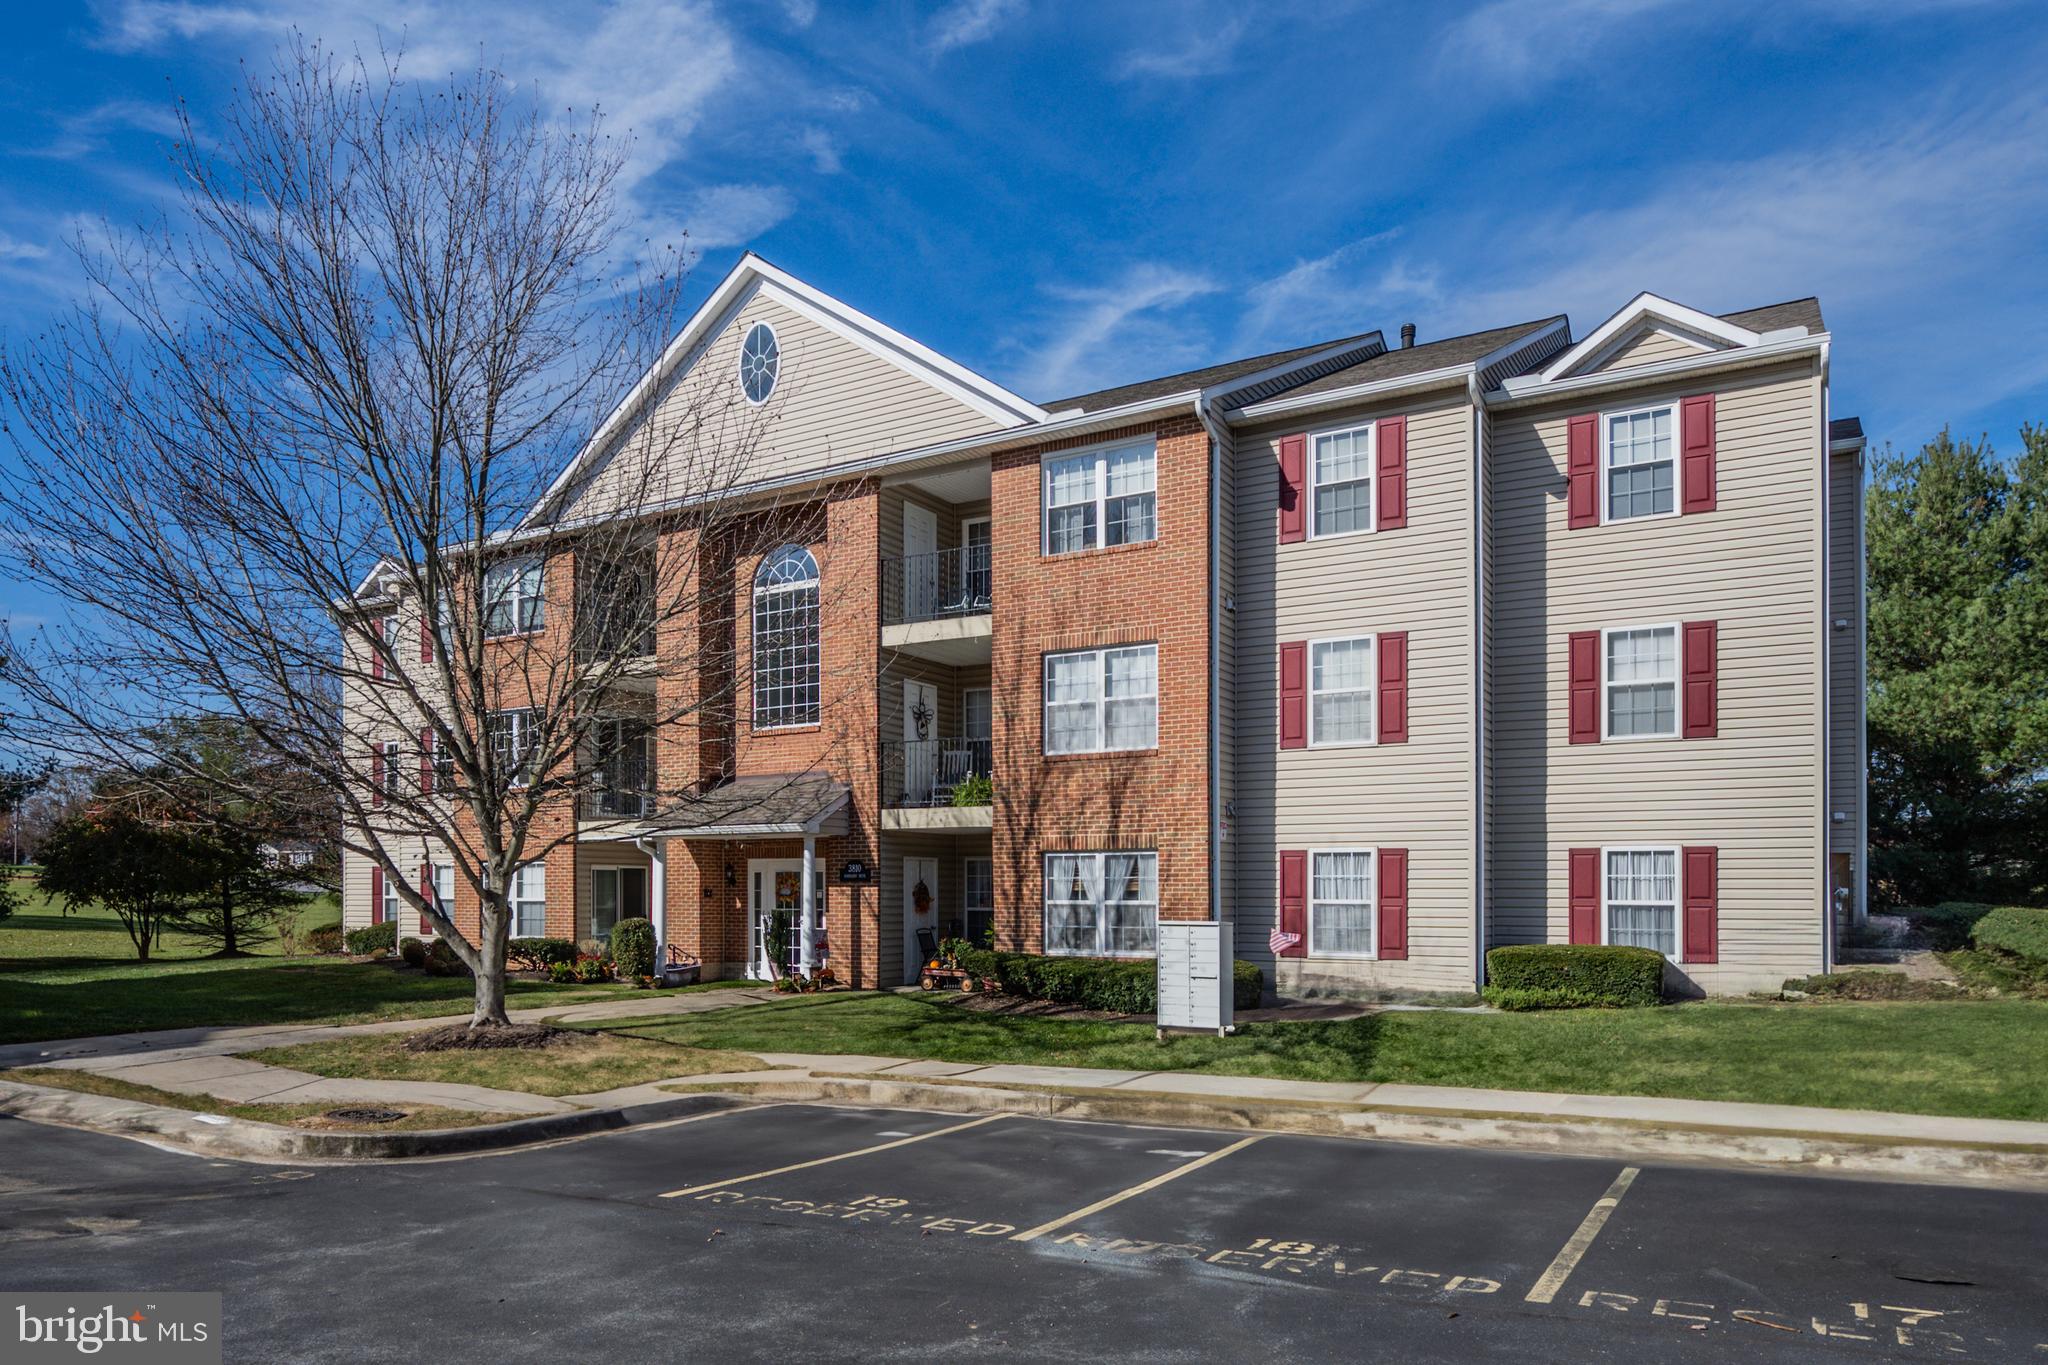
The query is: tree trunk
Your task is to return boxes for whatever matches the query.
[221,881,239,957]
[469,888,512,1029]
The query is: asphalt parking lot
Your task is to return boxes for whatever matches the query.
[4,1102,2046,1362]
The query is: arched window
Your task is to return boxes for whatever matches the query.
[753,544,820,728]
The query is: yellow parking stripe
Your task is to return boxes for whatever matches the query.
[1524,1166,1640,1304]
[1009,1135,1268,1243]
[658,1113,1010,1198]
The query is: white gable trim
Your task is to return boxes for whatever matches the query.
[1527,293,1764,387]
[520,253,1047,528]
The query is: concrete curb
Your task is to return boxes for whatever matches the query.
[0,1079,753,1162]
[680,1074,2048,1190]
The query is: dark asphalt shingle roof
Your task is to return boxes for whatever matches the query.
[1722,297,1825,334]
[1830,416,1864,443]
[643,773,849,836]
[1041,331,1380,414]
[1276,317,1566,400]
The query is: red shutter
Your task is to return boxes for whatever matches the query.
[1568,848,1600,944]
[370,615,385,680]
[1567,414,1600,529]
[418,614,434,664]
[371,746,386,806]
[1278,850,1308,957]
[1277,434,1307,543]
[1682,620,1718,739]
[418,728,435,794]
[1680,394,1717,514]
[1375,416,1407,530]
[1278,641,1308,750]
[1567,631,1601,744]
[1682,846,1719,963]
[1377,631,1408,743]
[370,866,385,926]
[420,862,435,935]
[1376,848,1408,960]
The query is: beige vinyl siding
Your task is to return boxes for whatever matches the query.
[1232,388,1479,992]
[877,833,983,985]
[1486,359,1826,993]
[1827,450,1863,851]
[1594,326,1717,372]
[563,288,1000,521]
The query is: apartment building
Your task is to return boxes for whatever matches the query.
[341,253,1865,998]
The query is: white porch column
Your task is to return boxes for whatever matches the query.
[642,838,667,970]
[799,834,817,976]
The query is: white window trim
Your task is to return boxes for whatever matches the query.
[509,862,547,939]
[751,544,822,732]
[1306,422,1376,542]
[1599,621,1682,742]
[1307,847,1377,960]
[739,320,780,407]
[961,515,991,544]
[1307,633,1377,749]
[1599,843,1681,960]
[1599,401,1680,526]
[380,869,403,924]
[483,556,545,638]
[1040,850,1159,958]
[1040,436,1159,557]
[488,707,539,786]
[1042,643,1159,755]
[375,739,401,801]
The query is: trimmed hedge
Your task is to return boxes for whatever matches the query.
[1913,902,1997,952]
[424,938,467,977]
[398,936,427,967]
[344,921,395,955]
[1483,944,1665,1010]
[1972,905,2048,973]
[954,947,1263,1014]
[609,918,657,979]
[507,937,578,972]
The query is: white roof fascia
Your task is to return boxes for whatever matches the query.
[1485,333,1828,409]
[1525,292,1766,387]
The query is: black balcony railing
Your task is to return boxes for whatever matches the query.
[584,721,654,819]
[881,736,992,808]
[880,544,991,627]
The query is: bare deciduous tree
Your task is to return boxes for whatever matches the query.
[0,41,847,1028]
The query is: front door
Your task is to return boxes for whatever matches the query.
[749,859,826,979]
[902,679,938,805]
[903,502,939,621]
[903,856,939,985]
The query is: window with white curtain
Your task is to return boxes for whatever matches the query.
[752,545,821,729]
[1043,851,1158,956]
[1310,636,1374,746]
[1605,625,1678,738]
[1042,439,1157,555]
[483,557,545,636]
[510,863,547,939]
[1312,425,1373,537]
[1310,851,1374,957]
[1043,644,1157,754]
[1604,404,1676,522]
[1605,847,1677,957]
[486,708,538,786]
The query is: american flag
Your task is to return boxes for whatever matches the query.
[1269,927,1300,955]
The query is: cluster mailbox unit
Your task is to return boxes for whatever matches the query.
[1156,920,1234,1038]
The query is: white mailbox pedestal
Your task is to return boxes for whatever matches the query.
[1155,919,1234,1037]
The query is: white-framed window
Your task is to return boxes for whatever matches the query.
[1603,846,1678,958]
[1309,850,1375,958]
[1043,438,1157,555]
[964,856,994,948]
[1603,404,1676,523]
[1603,624,1678,740]
[752,544,821,729]
[426,730,454,791]
[1043,851,1157,956]
[1043,644,1157,754]
[380,869,402,924]
[510,862,547,939]
[421,863,455,932]
[375,739,401,803]
[739,322,779,404]
[1311,425,1374,538]
[1309,636,1375,747]
[483,557,545,636]
[486,708,538,785]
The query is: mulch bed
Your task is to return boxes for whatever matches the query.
[402,1022,577,1053]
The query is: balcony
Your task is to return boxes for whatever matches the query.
[580,719,655,827]
[880,736,993,832]
[880,545,991,665]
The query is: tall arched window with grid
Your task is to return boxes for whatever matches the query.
[752,544,821,729]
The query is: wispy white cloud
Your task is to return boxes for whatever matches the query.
[670,183,796,250]
[780,0,818,26]
[1236,230,1412,349]
[926,0,1026,56]
[1116,15,1248,79]
[17,97,186,160]
[0,231,51,263]
[798,126,842,173]
[1007,263,1220,399]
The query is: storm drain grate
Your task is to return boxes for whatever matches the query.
[324,1107,408,1124]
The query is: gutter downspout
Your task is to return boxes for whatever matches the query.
[1817,341,1834,976]
[1856,438,1869,929]
[1196,393,1228,942]
[1469,374,1489,990]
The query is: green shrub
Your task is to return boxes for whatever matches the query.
[423,938,466,977]
[547,961,576,984]
[951,774,993,807]
[1483,944,1665,1009]
[1913,902,1997,952]
[306,924,345,955]
[344,921,396,955]
[1781,970,1968,1001]
[1972,905,2048,973]
[398,936,428,967]
[608,918,657,979]
[573,955,611,984]
[507,937,577,972]
[952,948,1262,1014]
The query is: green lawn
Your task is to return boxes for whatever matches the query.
[245,1032,767,1096]
[602,991,2048,1123]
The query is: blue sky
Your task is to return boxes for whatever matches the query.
[1,0,2045,479]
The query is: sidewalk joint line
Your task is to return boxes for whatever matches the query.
[658,1113,1010,1198]
[1524,1165,1640,1304]
[1010,1134,1268,1243]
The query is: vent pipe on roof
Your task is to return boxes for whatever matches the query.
[1400,323,1417,349]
